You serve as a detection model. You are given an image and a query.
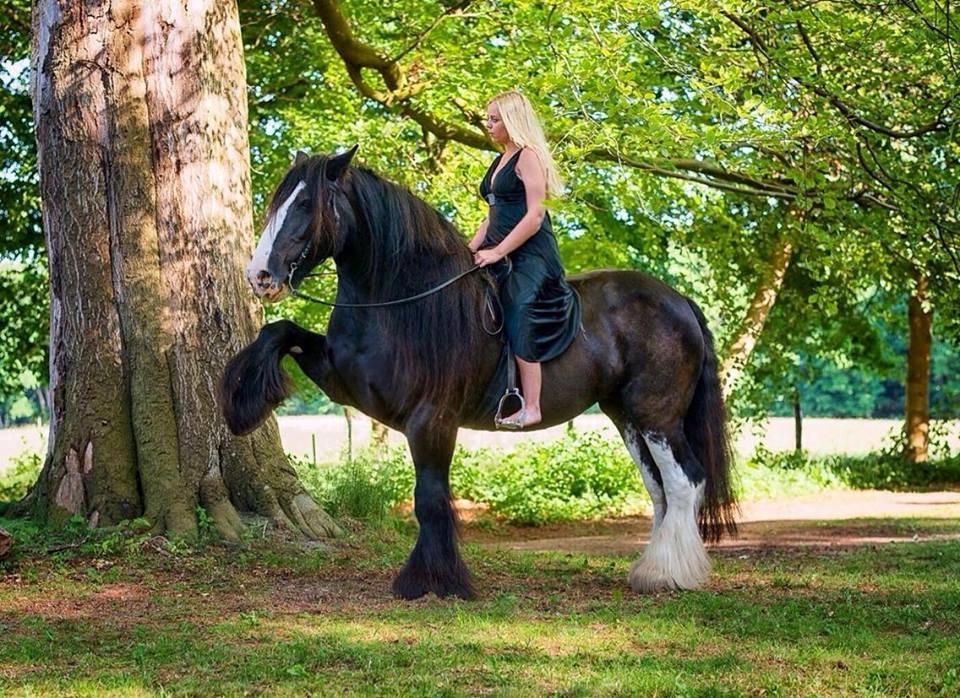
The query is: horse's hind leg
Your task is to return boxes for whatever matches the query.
[629,426,710,592]
[601,403,666,532]
[392,411,474,600]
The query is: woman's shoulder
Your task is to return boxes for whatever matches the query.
[515,147,545,181]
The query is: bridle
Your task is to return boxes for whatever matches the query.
[281,169,513,421]
[283,180,495,318]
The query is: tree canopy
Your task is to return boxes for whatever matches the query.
[2,0,958,422]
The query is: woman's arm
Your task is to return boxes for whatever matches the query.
[468,216,489,253]
[475,148,546,265]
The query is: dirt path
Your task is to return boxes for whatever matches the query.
[466,489,960,555]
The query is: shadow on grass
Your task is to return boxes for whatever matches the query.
[1,536,958,695]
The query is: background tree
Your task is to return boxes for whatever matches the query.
[12,0,338,540]
[0,0,957,495]
[238,0,958,453]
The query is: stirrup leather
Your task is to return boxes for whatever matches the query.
[494,341,525,430]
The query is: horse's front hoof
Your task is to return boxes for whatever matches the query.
[391,564,475,600]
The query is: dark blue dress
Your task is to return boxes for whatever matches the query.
[479,148,581,362]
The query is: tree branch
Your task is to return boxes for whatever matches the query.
[586,148,799,199]
[311,0,491,149]
[389,0,476,63]
[795,21,822,77]
[724,11,954,139]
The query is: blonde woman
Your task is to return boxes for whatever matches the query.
[469,90,581,429]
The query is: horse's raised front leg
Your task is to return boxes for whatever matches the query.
[628,427,710,592]
[220,320,328,435]
[392,412,474,600]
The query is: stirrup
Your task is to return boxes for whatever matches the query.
[494,389,526,430]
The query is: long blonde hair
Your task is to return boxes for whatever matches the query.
[488,90,565,197]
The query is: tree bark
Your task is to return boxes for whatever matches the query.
[793,386,802,453]
[905,272,932,464]
[16,0,339,541]
[0,527,11,560]
[720,233,794,398]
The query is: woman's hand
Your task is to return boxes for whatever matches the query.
[474,248,504,267]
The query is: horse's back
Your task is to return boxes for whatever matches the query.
[568,268,702,337]
[562,268,706,391]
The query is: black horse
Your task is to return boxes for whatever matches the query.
[220,146,737,599]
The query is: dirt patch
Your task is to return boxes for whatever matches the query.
[464,489,960,556]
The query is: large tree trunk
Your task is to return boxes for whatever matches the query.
[720,233,794,398]
[15,0,339,541]
[0,527,11,560]
[905,272,932,464]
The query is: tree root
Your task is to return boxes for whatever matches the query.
[201,460,245,542]
[283,492,343,539]
[259,485,343,540]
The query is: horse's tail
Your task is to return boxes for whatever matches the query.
[218,321,296,436]
[684,299,738,543]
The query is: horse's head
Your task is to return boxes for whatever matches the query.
[246,145,358,302]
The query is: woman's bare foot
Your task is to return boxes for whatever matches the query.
[502,405,542,428]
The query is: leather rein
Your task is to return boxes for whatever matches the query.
[284,182,498,319]
[282,174,518,425]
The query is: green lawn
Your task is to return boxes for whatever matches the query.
[1,516,959,697]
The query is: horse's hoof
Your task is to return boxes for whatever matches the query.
[627,552,710,593]
[391,566,475,600]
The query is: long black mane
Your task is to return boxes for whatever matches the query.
[284,156,492,418]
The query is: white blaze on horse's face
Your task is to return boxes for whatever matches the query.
[246,180,307,299]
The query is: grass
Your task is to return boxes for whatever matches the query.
[2,513,959,696]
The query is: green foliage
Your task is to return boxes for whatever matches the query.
[827,451,960,491]
[293,431,642,526]
[236,0,960,423]
[0,512,153,564]
[195,506,215,543]
[451,431,640,525]
[741,445,847,499]
[0,263,48,412]
[829,421,960,490]
[3,0,960,427]
[747,434,960,492]
[0,2,47,409]
[292,448,413,522]
[290,429,955,526]
[0,448,41,504]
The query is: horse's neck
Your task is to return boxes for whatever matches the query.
[332,219,465,302]
[331,223,377,301]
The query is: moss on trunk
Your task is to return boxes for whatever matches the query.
[17,0,339,541]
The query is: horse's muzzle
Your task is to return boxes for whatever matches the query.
[248,270,287,303]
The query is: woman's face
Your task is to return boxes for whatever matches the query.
[485,102,509,145]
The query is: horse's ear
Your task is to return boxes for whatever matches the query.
[325,144,359,182]
[293,150,310,165]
